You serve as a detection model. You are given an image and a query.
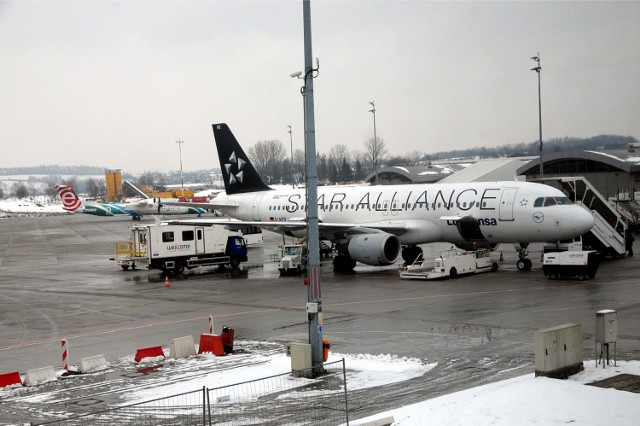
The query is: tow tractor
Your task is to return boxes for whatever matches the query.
[278,243,308,275]
[400,248,498,280]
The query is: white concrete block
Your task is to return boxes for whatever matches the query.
[78,355,108,373]
[170,335,196,359]
[24,366,56,386]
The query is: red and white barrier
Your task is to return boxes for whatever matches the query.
[198,334,225,356]
[24,366,56,386]
[169,335,196,359]
[134,346,165,363]
[0,371,22,388]
[78,355,108,373]
[61,339,69,371]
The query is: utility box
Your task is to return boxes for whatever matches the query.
[287,342,312,378]
[596,310,618,343]
[534,323,584,378]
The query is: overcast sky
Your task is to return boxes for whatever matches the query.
[1,1,639,174]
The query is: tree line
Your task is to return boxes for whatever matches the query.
[1,134,636,199]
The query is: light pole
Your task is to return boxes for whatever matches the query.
[175,139,184,198]
[531,54,543,177]
[288,124,295,188]
[369,100,378,185]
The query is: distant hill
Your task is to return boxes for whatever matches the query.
[0,165,106,176]
[427,135,638,160]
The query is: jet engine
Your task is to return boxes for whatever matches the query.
[347,234,401,266]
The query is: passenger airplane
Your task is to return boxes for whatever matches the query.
[55,185,129,217]
[166,123,595,272]
[55,184,206,219]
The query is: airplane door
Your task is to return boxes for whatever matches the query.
[195,227,205,253]
[499,188,517,221]
[252,196,263,221]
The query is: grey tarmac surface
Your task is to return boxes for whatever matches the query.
[1,214,639,424]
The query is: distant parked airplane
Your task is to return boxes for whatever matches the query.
[55,184,207,219]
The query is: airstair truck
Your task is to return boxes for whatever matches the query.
[115,223,247,273]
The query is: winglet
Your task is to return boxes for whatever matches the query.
[212,123,272,195]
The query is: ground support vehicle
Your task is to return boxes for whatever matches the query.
[113,223,247,273]
[278,243,308,275]
[542,250,600,280]
[400,248,498,280]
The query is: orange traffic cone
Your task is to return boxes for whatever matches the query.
[540,250,544,262]
[164,275,171,288]
[499,251,504,262]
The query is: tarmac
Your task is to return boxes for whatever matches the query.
[1,214,639,424]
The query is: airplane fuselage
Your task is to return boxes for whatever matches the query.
[213,181,594,246]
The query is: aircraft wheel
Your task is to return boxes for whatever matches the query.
[333,255,356,272]
[402,246,423,264]
[524,259,532,271]
[516,259,526,271]
[121,265,130,271]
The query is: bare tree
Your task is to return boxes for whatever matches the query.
[364,136,387,175]
[248,140,286,184]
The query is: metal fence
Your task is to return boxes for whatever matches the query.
[32,359,348,426]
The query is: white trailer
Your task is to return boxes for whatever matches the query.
[542,250,600,280]
[400,248,498,280]
[114,223,247,273]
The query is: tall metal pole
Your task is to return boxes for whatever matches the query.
[176,140,185,197]
[531,55,543,177]
[302,0,323,375]
[288,124,295,188]
[369,101,377,185]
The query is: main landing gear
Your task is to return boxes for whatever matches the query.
[516,242,533,271]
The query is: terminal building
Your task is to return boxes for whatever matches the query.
[365,145,640,257]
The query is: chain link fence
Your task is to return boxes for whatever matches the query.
[32,359,348,426]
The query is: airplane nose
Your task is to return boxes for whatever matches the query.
[573,207,595,234]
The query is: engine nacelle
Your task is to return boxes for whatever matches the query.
[347,234,401,266]
[455,242,500,252]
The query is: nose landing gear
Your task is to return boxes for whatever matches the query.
[516,243,533,271]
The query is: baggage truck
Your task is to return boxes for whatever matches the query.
[400,248,497,280]
[542,250,600,280]
[114,223,247,273]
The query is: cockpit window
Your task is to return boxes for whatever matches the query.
[535,196,572,207]
[554,197,572,205]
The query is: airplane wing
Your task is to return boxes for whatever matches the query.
[161,200,238,209]
[161,218,409,237]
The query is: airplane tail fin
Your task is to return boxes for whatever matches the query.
[54,184,83,212]
[212,123,272,195]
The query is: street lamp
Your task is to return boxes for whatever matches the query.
[176,139,184,198]
[369,100,378,185]
[288,124,295,188]
[531,54,543,177]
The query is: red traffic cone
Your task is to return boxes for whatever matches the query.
[164,275,171,288]
[540,250,544,262]
[499,251,504,262]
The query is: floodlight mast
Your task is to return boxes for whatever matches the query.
[531,54,543,177]
[302,0,323,376]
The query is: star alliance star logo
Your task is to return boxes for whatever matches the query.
[225,151,246,185]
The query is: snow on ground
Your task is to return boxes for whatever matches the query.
[119,344,640,425]
[354,360,640,426]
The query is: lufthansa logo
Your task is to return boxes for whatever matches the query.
[532,212,544,223]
